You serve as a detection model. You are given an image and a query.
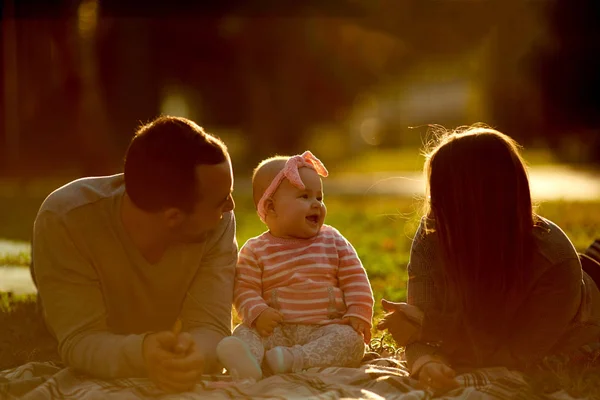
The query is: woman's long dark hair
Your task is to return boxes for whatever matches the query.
[423,125,537,362]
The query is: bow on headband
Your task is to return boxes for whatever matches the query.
[257,151,328,223]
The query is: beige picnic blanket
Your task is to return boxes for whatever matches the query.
[0,358,584,400]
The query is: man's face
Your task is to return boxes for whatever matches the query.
[171,159,235,242]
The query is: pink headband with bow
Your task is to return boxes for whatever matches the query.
[257,151,328,223]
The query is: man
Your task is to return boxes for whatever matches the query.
[32,116,237,392]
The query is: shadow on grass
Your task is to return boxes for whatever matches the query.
[0,292,60,371]
[524,354,600,398]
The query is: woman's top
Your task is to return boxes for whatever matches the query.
[406,216,600,372]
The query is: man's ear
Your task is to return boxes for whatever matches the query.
[163,207,184,228]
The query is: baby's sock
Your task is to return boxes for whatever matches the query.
[216,336,262,381]
[265,346,295,374]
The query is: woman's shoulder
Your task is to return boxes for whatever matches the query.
[532,216,579,265]
[410,217,439,253]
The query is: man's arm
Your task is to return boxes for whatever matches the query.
[179,211,238,373]
[33,211,147,378]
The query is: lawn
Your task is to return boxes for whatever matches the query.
[1,193,600,397]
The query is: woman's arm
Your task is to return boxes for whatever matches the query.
[487,257,584,367]
[403,221,451,373]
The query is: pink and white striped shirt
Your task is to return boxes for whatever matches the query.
[234,225,374,327]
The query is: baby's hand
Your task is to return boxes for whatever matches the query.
[343,316,371,343]
[254,308,283,337]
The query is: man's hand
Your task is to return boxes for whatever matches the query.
[161,333,204,386]
[343,316,371,343]
[254,307,283,337]
[377,299,423,346]
[418,361,460,395]
[143,331,202,393]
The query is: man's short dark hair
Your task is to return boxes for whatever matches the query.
[124,116,228,213]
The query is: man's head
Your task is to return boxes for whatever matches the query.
[124,116,234,241]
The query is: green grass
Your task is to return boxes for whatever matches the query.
[0,251,30,266]
[0,292,60,368]
[1,194,599,397]
[0,196,44,243]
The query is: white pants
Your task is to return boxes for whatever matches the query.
[232,323,365,372]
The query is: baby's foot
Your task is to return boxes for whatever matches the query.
[265,346,295,374]
[216,336,262,380]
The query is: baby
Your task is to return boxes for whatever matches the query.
[217,151,374,380]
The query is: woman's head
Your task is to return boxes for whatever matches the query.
[252,152,328,240]
[421,124,536,355]
[424,125,533,234]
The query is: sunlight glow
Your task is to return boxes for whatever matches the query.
[77,0,99,40]
[360,117,382,146]
[160,89,191,119]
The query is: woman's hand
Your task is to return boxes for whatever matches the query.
[418,361,460,394]
[376,299,423,346]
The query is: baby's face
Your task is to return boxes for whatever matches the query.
[268,167,326,239]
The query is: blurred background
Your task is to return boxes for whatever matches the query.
[0,0,600,316]
[1,0,600,243]
[2,0,600,180]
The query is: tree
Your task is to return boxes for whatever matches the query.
[532,0,600,162]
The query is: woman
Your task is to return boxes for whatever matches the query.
[378,125,600,393]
